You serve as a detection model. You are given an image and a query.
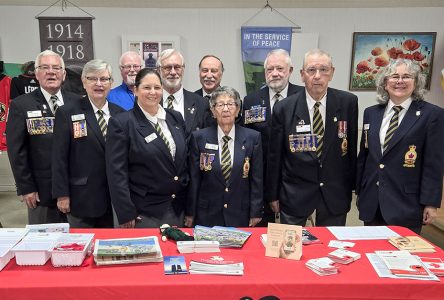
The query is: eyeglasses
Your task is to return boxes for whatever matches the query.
[388,74,414,82]
[36,65,64,72]
[304,66,331,76]
[120,64,142,71]
[213,102,238,110]
[161,65,184,72]
[85,77,112,84]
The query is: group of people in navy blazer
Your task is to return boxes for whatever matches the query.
[6,47,443,234]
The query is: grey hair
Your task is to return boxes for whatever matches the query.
[156,48,185,68]
[375,58,427,104]
[209,86,241,107]
[35,50,65,69]
[119,51,143,66]
[81,59,113,80]
[264,49,292,68]
[199,55,225,72]
[302,49,333,68]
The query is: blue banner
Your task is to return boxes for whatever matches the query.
[241,26,292,94]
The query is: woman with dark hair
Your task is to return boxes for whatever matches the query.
[106,68,188,228]
[356,59,444,233]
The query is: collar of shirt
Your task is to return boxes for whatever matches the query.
[306,91,327,111]
[40,88,63,106]
[138,103,167,124]
[385,97,412,117]
[89,98,110,116]
[269,84,289,100]
[163,87,184,106]
[217,125,235,144]
[120,82,134,95]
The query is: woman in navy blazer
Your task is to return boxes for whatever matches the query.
[185,86,263,228]
[106,69,189,228]
[356,59,444,233]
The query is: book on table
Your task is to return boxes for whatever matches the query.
[189,255,244,275]
[93,236,163,265]
[388,236,436,253]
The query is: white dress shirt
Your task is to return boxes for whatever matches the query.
[89,99,110,124]
[217,125,235,167]
[40,88,63,114]
[379,98,412,153]
[269,84,289,113]
[305,91,327,133]
[163,87,185,120]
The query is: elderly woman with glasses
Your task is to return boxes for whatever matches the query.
[185,86,263,228]
[356,58,444,234]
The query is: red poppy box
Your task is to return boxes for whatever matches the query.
[51,233,94,267]
[13,232,62,266]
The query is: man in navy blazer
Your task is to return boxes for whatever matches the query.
[7,50,79,224]
[158,49,211,138]
[356,59,444,233]
[267,49,358,226]
[186,86,263,227]
[194,55,224,99]
[52,60,124,228]
[242,49,303,225]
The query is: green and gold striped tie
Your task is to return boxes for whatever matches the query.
[383,105,402,153]
[167,95,175,110]
[221,135,232,183]
[97,110,107,139]
[313,102,324,158]
[154,122,172,155]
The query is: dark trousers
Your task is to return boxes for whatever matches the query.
[280,198,347,226]
[28,205,67,225]
[67,208,114,228]
[364,206,422,234]
[136,204,184,228]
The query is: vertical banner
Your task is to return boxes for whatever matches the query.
[241,27,292,94]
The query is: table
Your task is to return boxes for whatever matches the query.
[0,226,443,300]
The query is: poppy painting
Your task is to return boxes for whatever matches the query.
[349,32,436,90]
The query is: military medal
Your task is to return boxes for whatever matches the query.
[338,121,347,139]
[341,138,348,156]
[26,117,55,135]
[289,135,296,152]
[73,119,87,138]
[200,153,215,171]
[242,157,250,178]
[363,124,370,149]
[403,145,417,168]
[244,105,266,124]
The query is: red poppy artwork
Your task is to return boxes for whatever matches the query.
[349,32,436,90]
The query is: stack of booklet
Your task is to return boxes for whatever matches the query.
[327,248,361,264]
[189,255,244,275]
[388,236,436,253]
[305,257,339,276]
[93,236,163,266]
[419,257,444,276]
[177,240,220,253]
[193,226,251,248]
[367,250,439,281]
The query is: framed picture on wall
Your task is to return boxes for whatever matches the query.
[122,35,180,69]
[349,32,436,91]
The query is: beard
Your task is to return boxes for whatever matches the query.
[125,74,136,86]
[267,78,287,93]
[162,77,182,91]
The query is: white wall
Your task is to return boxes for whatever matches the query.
[1,6,443,124]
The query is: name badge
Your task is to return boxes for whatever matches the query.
[73,120,87,139]
[145,133,157,143]
[27,110,42,118]
[26,117,54,135]
[205,143,218,150]
[71,114,85,121]
[296,124,311,133]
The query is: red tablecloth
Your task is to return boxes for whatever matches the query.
[0,226,442,300]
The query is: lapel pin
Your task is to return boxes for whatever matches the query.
[416,111,420,116]
[242,145,245,150]
[190,108,195,114]
[333,117,338,122]
[43,104,47,109]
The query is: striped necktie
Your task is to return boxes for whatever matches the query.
[204,95,211,101]
[313,102,324,158]
[221,135,232,183]
[272,93,281,113]
[167,95,175,110]
[383,105,403,152]
[50,95,59,114]
[154,122,172,155]
[97,110,107,139]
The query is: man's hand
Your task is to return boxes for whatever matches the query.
[249,217,262,227]
[184,216,194,228]
[423,206,437,225]
[57,196,70,214]
[270,200,280,213]
[22,192,40,209]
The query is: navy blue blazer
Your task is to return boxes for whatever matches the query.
[242,83,303,177]
[267,87,358,217]
[52,97,124,218]
[6,88,80,207]
[106,104,189,225]
[182,89,212,137]
[187,125,263,227]
[356,100,444,228]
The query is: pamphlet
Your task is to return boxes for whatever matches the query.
[164,256,188,275]
[265,223,302,260]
